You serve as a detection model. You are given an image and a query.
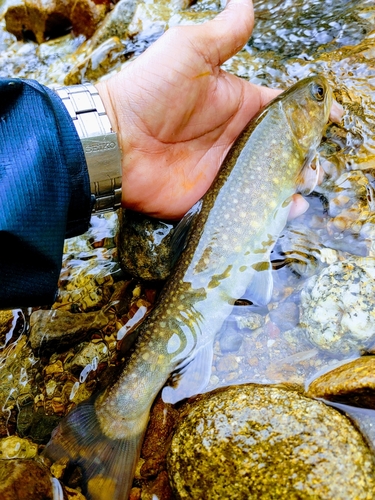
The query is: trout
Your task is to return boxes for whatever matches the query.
[44,75,333,499]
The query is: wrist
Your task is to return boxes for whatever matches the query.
[53,82,122,213]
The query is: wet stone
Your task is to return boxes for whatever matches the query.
[64,485,87,500]
[0,459,54,500]
[54,241,119,312]
[0,309,25,348]
[64,341,109,373]
[0,435,38,459]
[0,335,38,432]
[5,0,110,44]
[130,395,178,498]
[307,356,375,409]
[216,354,239,373]
[300,256,375,356]
[141,398,178,462]
[122,0,195,59]
[16,393,34,437]
[89,0,137,48]
[168,385,375,500]
[231,308,265,331]
[0,310,14,338]
[65,36,125,84]
[218,327,243,353]
[325,170,375,241]
[269,301,299,332]
[29,308,113,352]
[25,410,62,444]
[117,209,177,281]
[139,471,174,500]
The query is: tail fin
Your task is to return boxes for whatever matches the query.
[42,399,145,500]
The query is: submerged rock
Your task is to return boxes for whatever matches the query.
[5,0,110,44]
[307,355,375,409]
[0,435,38,459]
[300,257,375,356]
[29,308,113,352]
[117,209,176,281]
[0,459,54,499]
[168,385,375,500]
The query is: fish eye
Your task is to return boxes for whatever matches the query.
[310,82,325,101]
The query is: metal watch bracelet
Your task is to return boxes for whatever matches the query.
[54,83,122,213]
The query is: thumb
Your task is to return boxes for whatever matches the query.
[194,0,254,66]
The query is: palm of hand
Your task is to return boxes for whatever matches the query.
[99,3,279,218]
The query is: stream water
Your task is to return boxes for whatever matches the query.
[1,0,375,497]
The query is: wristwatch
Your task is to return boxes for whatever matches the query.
[53,83,122,213]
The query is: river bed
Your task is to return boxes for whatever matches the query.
[1,0,375,498]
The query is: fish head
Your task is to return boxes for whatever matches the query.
[279,75,333,194]
[280,75,332,150]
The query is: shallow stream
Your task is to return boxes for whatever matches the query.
[1,0,375,498]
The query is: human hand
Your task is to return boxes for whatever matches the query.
[96,0,280,219]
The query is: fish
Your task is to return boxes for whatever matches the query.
[42,75,333,499]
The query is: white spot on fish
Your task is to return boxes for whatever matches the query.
[167,333,181,354]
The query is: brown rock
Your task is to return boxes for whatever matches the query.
[140,470,174,500]
[5,0,110,44]
[0,459,54,499]
[168,385,375,500]
[307,356,375,409]
[129,487,142,500]
[0,310,14,338]
[117,209,177,282]
[140,397,179,477]
[64,485,87,500]
[29,308,112,351]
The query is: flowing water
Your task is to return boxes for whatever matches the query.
[1,0,375,496]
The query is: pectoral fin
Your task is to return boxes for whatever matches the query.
[162,342,214,404]
[243,260,273,306]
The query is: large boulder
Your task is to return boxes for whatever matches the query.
[168,384,375,499]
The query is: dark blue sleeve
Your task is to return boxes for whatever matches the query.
[0,78,92,309]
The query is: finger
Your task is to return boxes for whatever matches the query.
[330,99,344,123]
[288,194,309,220]
[195,0,254,66]
[250,84,281,108]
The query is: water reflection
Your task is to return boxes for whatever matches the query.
[1,0,375,495]
[251,0,373,57]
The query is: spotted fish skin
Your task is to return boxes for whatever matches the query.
[43,76,332,500]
